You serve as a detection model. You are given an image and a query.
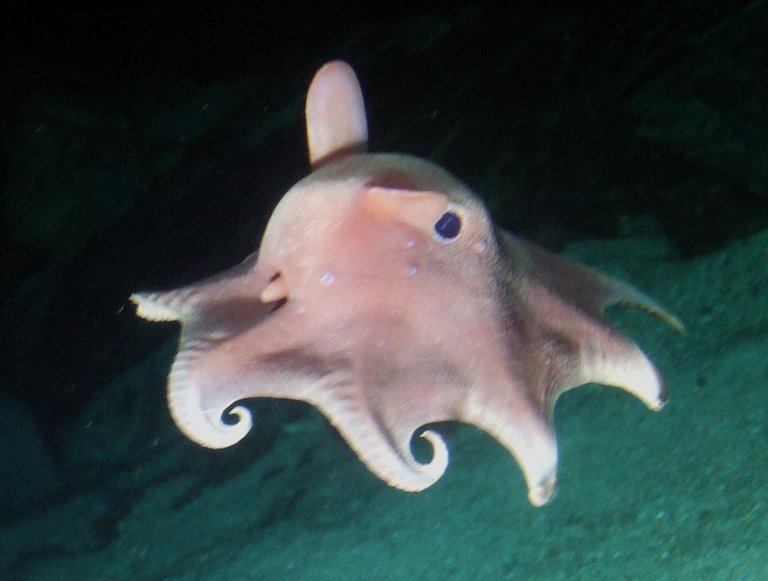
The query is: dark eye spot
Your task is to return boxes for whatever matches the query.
[434,211,461,241]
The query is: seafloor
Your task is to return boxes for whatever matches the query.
[4,230,768,579]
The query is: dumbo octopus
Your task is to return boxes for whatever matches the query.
[132,61,681,506]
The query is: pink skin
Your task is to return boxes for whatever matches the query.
[132,61,681,506]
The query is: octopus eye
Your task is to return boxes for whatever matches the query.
[433,211,461,242]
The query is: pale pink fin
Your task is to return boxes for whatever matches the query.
[131,290,192,322]
[516,236,684,331]
[306,60,368,168]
